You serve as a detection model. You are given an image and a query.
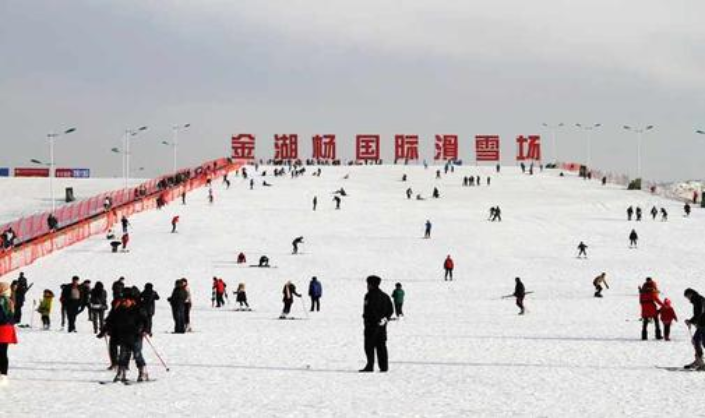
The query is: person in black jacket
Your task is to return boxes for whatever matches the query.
[13,273,31,325]
[513,277,526,315]
[112,277,125,301]
[99,287,149,382]
[360,275,394,373]
[140,283,160,336]
[280,281,301,319]
[684,288,705,370]
[292,236,304,255]
[89,282,108,334]
[168,279,187,334]
[61,276,83,333]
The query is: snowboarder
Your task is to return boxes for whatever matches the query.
[593,273,609,298]
[37,289,54,330]
[577,242,588,258]
[660,208,668,221]
[444,255,454,281]
[237,252,247,264]
[292,236,304,255]
[308,277,322,312]
[313,196,317,211]
[171,216,179,233]
[629,229,639,248]
[0,281,17,385]
[683,288,705,370]
[513,277,526,315]
[639,278,663,340]
[635,207,643,221]
[684,203,692,217]
[280,281,301,319]
[650,206,658,220]
[391,283,405,318]
[627,206,634,221]
[235,283,249,309]
[359,275,393,373]
[140,283,159,336]
[659,298,677,341]
[89,282,108,334]
[258,255,270,267]
[333,196,342,210]
[424,220,432,239]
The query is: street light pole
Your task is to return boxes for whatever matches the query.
[542,122,564,163]
[123,126,148,187]
[623,125,654,179]
[46,127,76,213]
[171,123,190,173]
[575,123,601,169]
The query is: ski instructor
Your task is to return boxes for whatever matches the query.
[360,275,393,373]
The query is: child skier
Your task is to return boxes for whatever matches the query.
[235,283,249,310]
[659,298,677,341]
[391,283,405,318]
[37,289,54,330]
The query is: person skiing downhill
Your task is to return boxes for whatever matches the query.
[639,278,663,340]
[629,229,639,248]
[443,255,454,281]
[308,277,322,312]
[280,281,301,319]
[684,288,705,370]
[659,298,677,341]
[577,242,588,258]
[292,236,304,255]
[424,220,432,239]
[593,273,609,298]
[360,275,394,373]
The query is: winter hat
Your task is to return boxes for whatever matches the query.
[0,282,10,297]
[664,298,671,306]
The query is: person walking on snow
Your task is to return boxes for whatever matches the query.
[424,220,432,239]
[391,283,405,318]
[0,282,18,385]
[359,275,394,373]
[292,236,304,255]
[683,288,705,370]
[121,216,130,234]
[140,283,159,336]
[444,255,454,281]
[235,283,249,309]
[627,206,634,221]
[684,203,692,217]
[313,196,318,211]
[89,282,108,334]
[635,207,643,221]
[171,216,179,233]
[629,229,639,248]
[12,273,31,325]
[639,278,663,340]
[660,208,668,221]
[168,279,187,334]
[212,277,226,308]
[280,281,301,319]
[577,242,588,258]
[650,206,658,220]
[308,277,322,312]
[659,298,677,341]
[37,289,54,330]
[593,273,609,298]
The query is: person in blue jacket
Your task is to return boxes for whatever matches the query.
[308,277,322,312]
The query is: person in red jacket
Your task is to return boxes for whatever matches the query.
[121,233,130,252]
[212,277,226,308]
[171,216,180,233]
[639,277,663,340]
[659,298,678,341]
[444,255,454,281]
[0,282,18,385]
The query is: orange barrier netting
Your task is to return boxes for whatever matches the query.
[0,158,243,279]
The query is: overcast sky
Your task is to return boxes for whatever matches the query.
[1,0,704,181]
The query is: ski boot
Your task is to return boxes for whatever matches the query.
[138,367,149,382]
[113,367,127,383]
[684,356,704,370]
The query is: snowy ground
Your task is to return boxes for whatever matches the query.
[0,177,142,224]
[2,165,705,417]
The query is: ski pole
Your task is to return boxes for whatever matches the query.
[300,297,309,319]
[145,335,170,372]
[30,300,36,329]
[104,336,113,367]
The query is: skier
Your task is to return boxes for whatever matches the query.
[443,255,454,281]
[513,277,526,315]
[629,229,639,248]
[13,272,31,325]
[308,277,322,312]
[684,203,692,217]
[249,179,254,190]
[650,206,658,220]
[659,298,677,341]
[258,255,270,267]
[635,207,642,221]
[171,216,179,233]
[424,220,432,239]
[406,188,412,200]
[683,288,705,369]
[167,279,187,334]
[237,252,247,264]
[280,281,302,319]
[99,287,150,382]
[333,196,341,210]
[121,232,130,252]
[313,196,317,211]
[577,241,588,258]
[183,279,193,332]
[89,282,108,334]
[208,188,214,204]
[639,278,663,340]
[492,206,502,222]
[627,206,634,221]
[488,207,496,221]
[61,276,83,333]
[432,187,440,199]
[121,216,130,234]
[181,191,186,204]
[660,208,668,221]
[235,283,249,310]
[359,275,394,373]
[391,283,405,318]
[139,283,159,336]
[593,273,609,298]
[0,281,17,385]
[47,213,58,232]
[212,277,226,308]
[292,236,304,254]
[37,289,54,330]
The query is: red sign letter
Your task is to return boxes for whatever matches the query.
[394,135,420,161]
[312,134,336,160]
[434,135,459,161]
[356,135,380,161]
[231,134,256,160]
[475,135,500,162]
[274,134,298,161]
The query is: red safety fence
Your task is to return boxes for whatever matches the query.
[0,158,244,279]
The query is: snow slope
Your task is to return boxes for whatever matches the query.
[2,166,705,417]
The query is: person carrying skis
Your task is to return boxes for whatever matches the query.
[168,279,188,334]
[280,281,302,319]
[659,298,677,341]
[639,278,663,340]
[577,242,588,258]
[235,283,249,310]
[513,277,526,315]
[627,206,634,221]
[139,283,159,336]
[684,288,705,369]
[443,255,454,281]
[89,282,108,335]
[593,273,609,298]
[212,277,226,308]
[424,220,432,239]
[37,289,54,330]
[629,229,639,248]
[0,282,17,385]
[171,216,179,233]
[308,277,322,312]
[360,275,394,373]
[292,236,304,255]
[391,283,405,318]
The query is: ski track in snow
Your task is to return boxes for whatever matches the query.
[2,166,705,417]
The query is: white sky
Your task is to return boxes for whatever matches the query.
[1,0,704,180]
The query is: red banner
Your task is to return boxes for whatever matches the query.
[14,168,49,177]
